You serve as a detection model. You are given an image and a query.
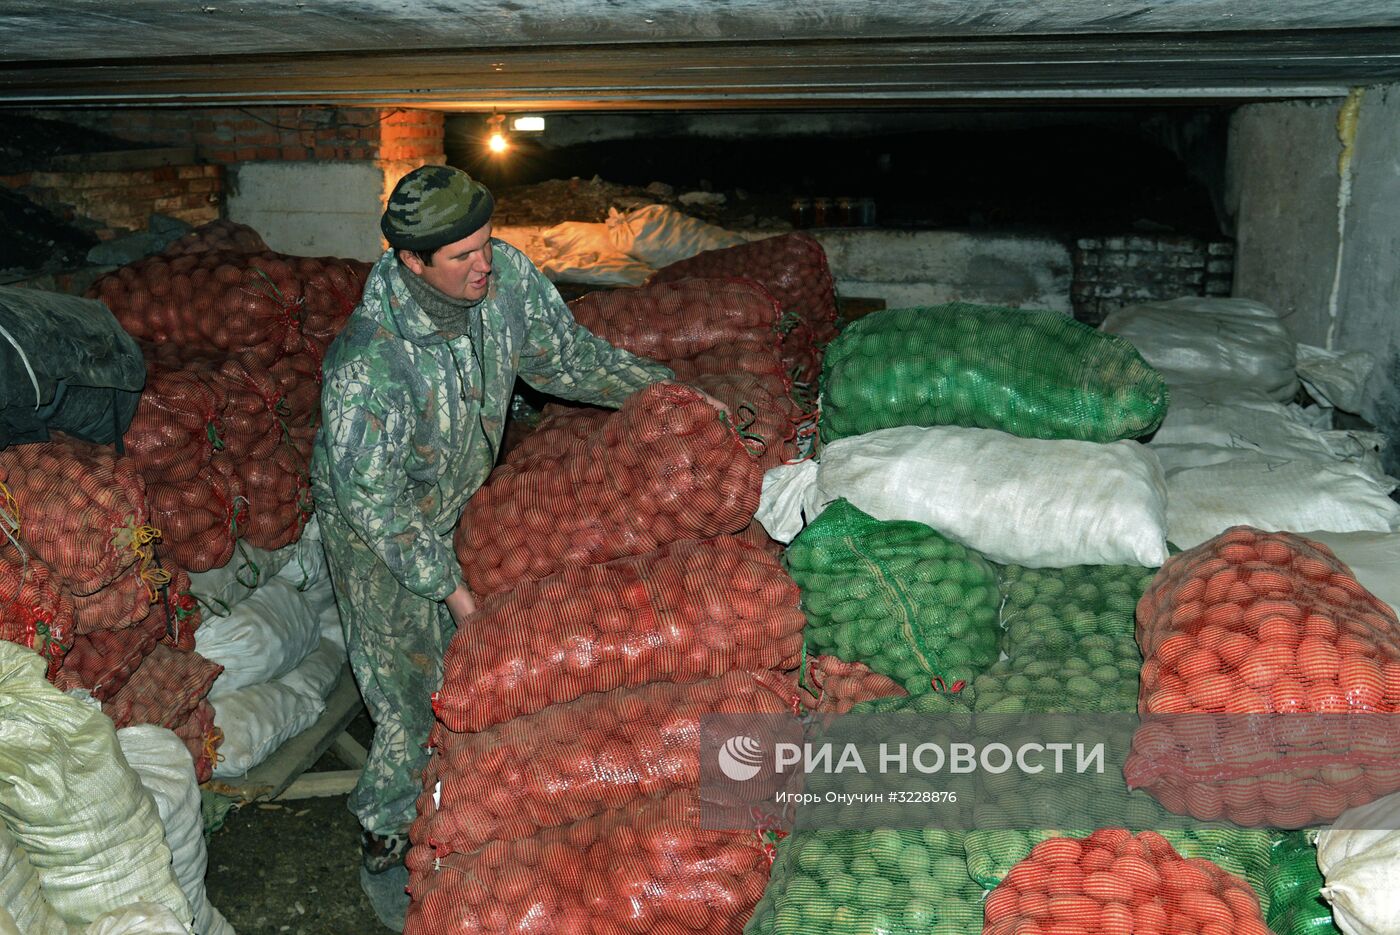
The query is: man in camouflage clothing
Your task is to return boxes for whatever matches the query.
[312,166,700,892]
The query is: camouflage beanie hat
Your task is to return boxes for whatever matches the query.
[381,165,495,252]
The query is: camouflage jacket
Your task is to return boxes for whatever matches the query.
[311,241,673,601]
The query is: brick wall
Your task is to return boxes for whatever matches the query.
[1072,235,1234,326]
[0,164,221,240]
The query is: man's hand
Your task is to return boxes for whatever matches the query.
[445,583,478,628]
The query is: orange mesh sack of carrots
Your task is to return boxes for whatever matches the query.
[435,535,805,733]
[415,670,799,854]
[982,829,1270,935]
[1129,525,1400,826]
[0,434,153,596]
[454,382,763,597]
[405,789,774,935]
[0,550,72,678]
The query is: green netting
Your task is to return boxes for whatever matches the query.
[1266,832,1340,935]
[818,303,1168,443]
[786,500,1001,695]
[971,563,1158,714]
[745,828,982,935]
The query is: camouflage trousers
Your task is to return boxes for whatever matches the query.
[317,506,456,836]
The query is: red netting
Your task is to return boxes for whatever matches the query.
[157,564,202,652]
[455,383,763,597]
[405,790,773,935]
[504,406,606,470]
[172,699,221,784]
[53,610,166,700]
[983,829,1270,935]
[123,363,228,484]
[417,670,799,854]
[0,551,73,679]
[798,654,907,715]
[146,463,247,572]
[101,643,223,732]
[691,371,802,472]
[213,356,288,461]
[161,220,269,257]
[70,562,155,635]
[1129,525,1400,825]
[437,535,805,734]
[294,256,372,351]
[0,435,152,596]
[665,342,790,385]
[568,278,783,364]
[268,349,324,429]
[234,441,312,551]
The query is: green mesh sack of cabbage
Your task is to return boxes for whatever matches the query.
[745,828,983,935]
[970,563,1157,714]
[819,303,1168,443]
[786,499,1001,695]
[1266,832,1339,935]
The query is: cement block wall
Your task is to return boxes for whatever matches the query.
[227,162,387,260]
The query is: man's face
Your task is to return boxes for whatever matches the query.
[402,222,494,302]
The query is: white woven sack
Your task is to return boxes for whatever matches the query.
[809,425,1169,567]
[117,727,234,935]
[272,514,329,592]
[1296,343,1376,414]
[82,904,190,935]
[1317,789,1400,935]
[212,638,345,778]
[197,578,320,699]
[185,541,294,617]
[0,823,68,935]
[1101,297,1298,401]
[0,643,190,927]
[1165,455,1400,550]
[605,204,746,268]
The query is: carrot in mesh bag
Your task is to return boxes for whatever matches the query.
[0,549,73,679]
[416,670,800,854]
[0,434,156,597]
[146,462,249,572]
[568,277,784,364]
[455,382,764,597]
[172,700,221,783]
[101,643,223,732]
[436,535,805,733]
[798,654,907,715]
[405,789,775,935]
[1128,525,1400,826]
[53,610,166,701]
[982,828,1270,935]
[123,362,228,484]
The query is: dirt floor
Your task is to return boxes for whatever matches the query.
[205,712,390,934]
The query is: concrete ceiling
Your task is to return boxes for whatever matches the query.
[3,1,1400,108]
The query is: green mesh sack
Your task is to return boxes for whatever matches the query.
[971,563,1157,713]
[1266,832,1340,935]
[786,500,1001,695]
[745,828,983,935]
[819,303,1168,443]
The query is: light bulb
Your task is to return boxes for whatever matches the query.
[488,132,508,153]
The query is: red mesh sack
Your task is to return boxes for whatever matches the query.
[455,383,763,597]
[0,551,73,678]
[213,356,287,461]
[234,442,312,551]
[295,256,371,351]
[157,564,202,652]
[405,790,773,935]
[798,654,907,715]
[146,463,247,573]
[53,610,166,700]
[268,348,323,429]
[160,220,269,257]
[70,562,155,635]
[437,536,805,733]
[102,643,223,732]
[666,341,790,385]
[1128,525,1400,826]
[568,278,783,364]
[503,405,606,470]
[124,363,228,484]
[691,371,803,471]
[172,700,221,784]
[0,435,152,596]
[417,670,799,853]
[982,829,1269,935]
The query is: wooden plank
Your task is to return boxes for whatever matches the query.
[203,663,365,804]
[277,768,362,801]
[330,731,369,769]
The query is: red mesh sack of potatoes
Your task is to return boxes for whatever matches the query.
[455,383,763,596]
[1129,525,1400,825]
[436,535,805,733]
[691,371,803,471]
[172,700,221,783]
[160,220,269,257]
[982,828,1269,935]
[102,643,223,732]
[234,442,312,551]
[157,564,202,652]
[145,463,248,572]
[0,435,152,596]
[53,610,166,700]
[268,349,324,429]
[0,551,73,678]
[503,405,606,470]
[666,342,791,386]
[295,256,372,351]
[568,278,783,364]
[70,562,155,635]
[213,356,288,461]
[417,670,799,853]
[123,363,228,484]
[405,789,773,935]
[798,654,907,715]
